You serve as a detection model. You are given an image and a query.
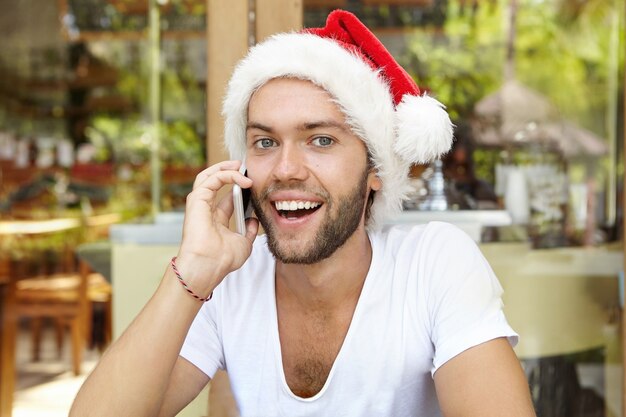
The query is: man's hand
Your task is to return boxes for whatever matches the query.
[175,160,259,298]
[70,160,258,417]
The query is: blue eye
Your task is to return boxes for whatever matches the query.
[255,138,276,149]
[312,136,334,147]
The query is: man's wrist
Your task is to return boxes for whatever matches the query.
[170,257,213,302]
[171,252,226,299]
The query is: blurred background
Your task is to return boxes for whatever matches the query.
[0,0,623,416]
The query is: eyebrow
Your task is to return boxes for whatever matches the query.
[299,121,349,132]
[246,120,349,133]
[246,122,274,133]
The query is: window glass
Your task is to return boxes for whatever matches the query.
[0,0,207,220]
[303,1,624,415]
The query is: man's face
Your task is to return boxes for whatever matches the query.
[245,78,381,264]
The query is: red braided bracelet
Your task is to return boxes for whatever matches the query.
[170,257,212,302]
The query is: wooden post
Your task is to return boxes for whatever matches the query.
[206,0,250,166]
[255,0,303,43]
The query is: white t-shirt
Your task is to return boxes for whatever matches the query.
[180,222,518,417]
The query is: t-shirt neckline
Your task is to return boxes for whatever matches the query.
[268,231,382,402]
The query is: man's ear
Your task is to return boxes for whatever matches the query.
[368,172,382,191]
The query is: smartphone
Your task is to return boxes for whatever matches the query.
[233,161,253,235]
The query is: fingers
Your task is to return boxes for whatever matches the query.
[192,169,252,203]
[214,192,259,238]
[179,161,258,275]
[214,190,235,224]
[245,218,259,241]
[192,160,248,190]
[196,171,251,194]
[187,159,255,233]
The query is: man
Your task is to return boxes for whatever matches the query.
[71,10,536,417]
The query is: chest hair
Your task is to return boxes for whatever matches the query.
[279,311,351,398]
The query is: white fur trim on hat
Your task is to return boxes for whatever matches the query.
[395,94,454,165]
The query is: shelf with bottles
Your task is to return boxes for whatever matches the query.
[0,58,117,90]
[2,99,134,123]
[0,59,134,123]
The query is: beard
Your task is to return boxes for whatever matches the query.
[250,170,370,264]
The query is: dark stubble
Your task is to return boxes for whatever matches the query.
[251,169,369,264]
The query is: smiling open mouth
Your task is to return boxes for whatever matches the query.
[274,201,322,219]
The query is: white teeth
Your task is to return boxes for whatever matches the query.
[274,201,321,211]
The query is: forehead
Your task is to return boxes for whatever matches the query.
[248,78,347,122]
[252,77,331,99]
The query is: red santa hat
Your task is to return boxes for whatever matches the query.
[223,9,453,230]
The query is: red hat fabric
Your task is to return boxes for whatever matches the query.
[305,10,421,105]
[223,10,453,230]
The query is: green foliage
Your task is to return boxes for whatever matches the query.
[88,36,206,167]
[514,0,624,134]
[85,115,203,167]
[85,37,206,168]
[161,120,204,167]
[472,148,501,183]
[161,64,205,126]
[403,0,624,132]
[85,116,149,164]
[402,0,505,120]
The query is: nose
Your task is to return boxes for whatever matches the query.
[271,143,308,182]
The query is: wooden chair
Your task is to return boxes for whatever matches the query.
[14,260,112,375]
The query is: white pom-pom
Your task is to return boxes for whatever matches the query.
[394,94,454,165]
